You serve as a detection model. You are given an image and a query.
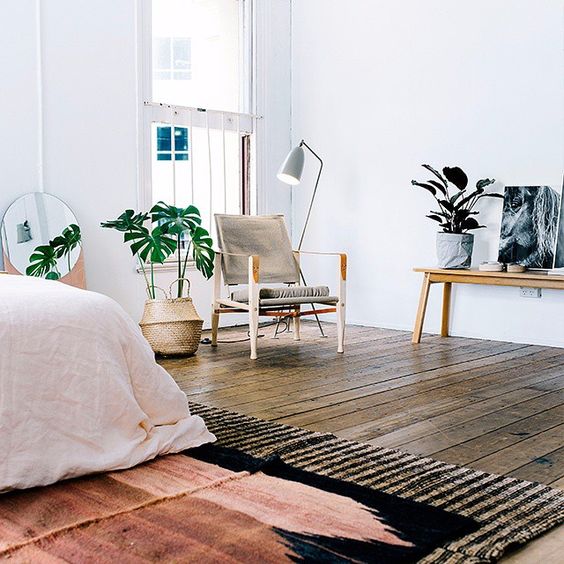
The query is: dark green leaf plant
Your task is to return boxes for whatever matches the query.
[411,165,503,233]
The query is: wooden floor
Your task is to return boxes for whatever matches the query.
[159,321,564,562]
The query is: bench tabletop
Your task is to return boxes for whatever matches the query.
[414,267,564,283]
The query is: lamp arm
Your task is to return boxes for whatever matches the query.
[297,140,323,251]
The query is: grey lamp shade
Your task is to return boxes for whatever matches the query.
[277,145,305,185]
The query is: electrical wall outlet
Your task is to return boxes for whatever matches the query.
[520,287,542,298]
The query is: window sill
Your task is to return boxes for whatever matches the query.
[136,259,197,274]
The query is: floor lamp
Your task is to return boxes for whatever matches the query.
[277,140,326,337]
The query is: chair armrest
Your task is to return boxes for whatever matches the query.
[246,256,260,309]
[294,250,347,281]
[248,255,260,284]
[294,250,345,257]
[214,251,260,287]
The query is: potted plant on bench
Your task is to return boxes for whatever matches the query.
[411,164,502,269]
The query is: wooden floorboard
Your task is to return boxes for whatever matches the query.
[159,322,564,562]
[428,403,564,464]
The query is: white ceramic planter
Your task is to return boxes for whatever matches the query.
[436,232,474,269]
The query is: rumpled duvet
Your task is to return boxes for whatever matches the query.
[0,275,215,492]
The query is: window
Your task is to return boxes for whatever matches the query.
[150,0,242,112]
[153,38,192,81]
[140,0,256,233]
[155,126,189,161]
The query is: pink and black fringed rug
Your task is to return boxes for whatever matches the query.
[0,403,562,563]
[0,445,475,563]
[189,403,564,563]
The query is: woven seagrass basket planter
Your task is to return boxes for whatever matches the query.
[140,295,203,356]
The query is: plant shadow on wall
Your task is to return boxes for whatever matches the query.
[26,224,82,280]
[101,202,215,357]
[411,165,503,269]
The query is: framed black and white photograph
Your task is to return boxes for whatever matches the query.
[553,177,564,269]
[498,185,561,269]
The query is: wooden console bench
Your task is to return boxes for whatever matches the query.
[412,267,564,344]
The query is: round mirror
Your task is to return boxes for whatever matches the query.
[1,193,82,282]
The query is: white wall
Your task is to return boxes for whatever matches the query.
[0,0,40,223]
[290,0,564,347]
[40,0,146,316]
[0,0,292,325]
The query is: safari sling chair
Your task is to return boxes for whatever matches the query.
[211,214,347,359]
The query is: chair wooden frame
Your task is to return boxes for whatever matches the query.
[211,250,347,359]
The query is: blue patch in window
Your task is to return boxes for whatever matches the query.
[156,126,189,160]
[174,128,188,152]
[156,127,171,151]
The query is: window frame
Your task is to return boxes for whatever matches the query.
[137,0,256,217]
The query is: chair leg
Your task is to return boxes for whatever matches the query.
[247,255,260,360]
[337,253,347,354]
[249,308,259,360]
[211,253,222,348]
[293,308,301,341]
[211,310,219,347]
[337,300,346,353]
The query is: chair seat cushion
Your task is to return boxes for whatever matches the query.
[231,285,338,306]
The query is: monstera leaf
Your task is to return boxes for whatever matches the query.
[150,201,202,235]
[26,245,60,279]
[190,225,215,280]
[124,225,177,264]
[50,224,82,270]
[100,210,149,232]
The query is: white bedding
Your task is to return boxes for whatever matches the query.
[0,275,215,492]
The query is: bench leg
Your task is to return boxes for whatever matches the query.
[412,273,431,344]
[441,282,451,337]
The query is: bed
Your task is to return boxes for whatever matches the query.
[0,274,215,492]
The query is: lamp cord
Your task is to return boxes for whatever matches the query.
[201,317,291,344]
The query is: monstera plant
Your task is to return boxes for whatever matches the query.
[411,165,502,269]
[26,224,82,280]
[150,202,214,297]
[101,202,214,299]
[101,202,214,357]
